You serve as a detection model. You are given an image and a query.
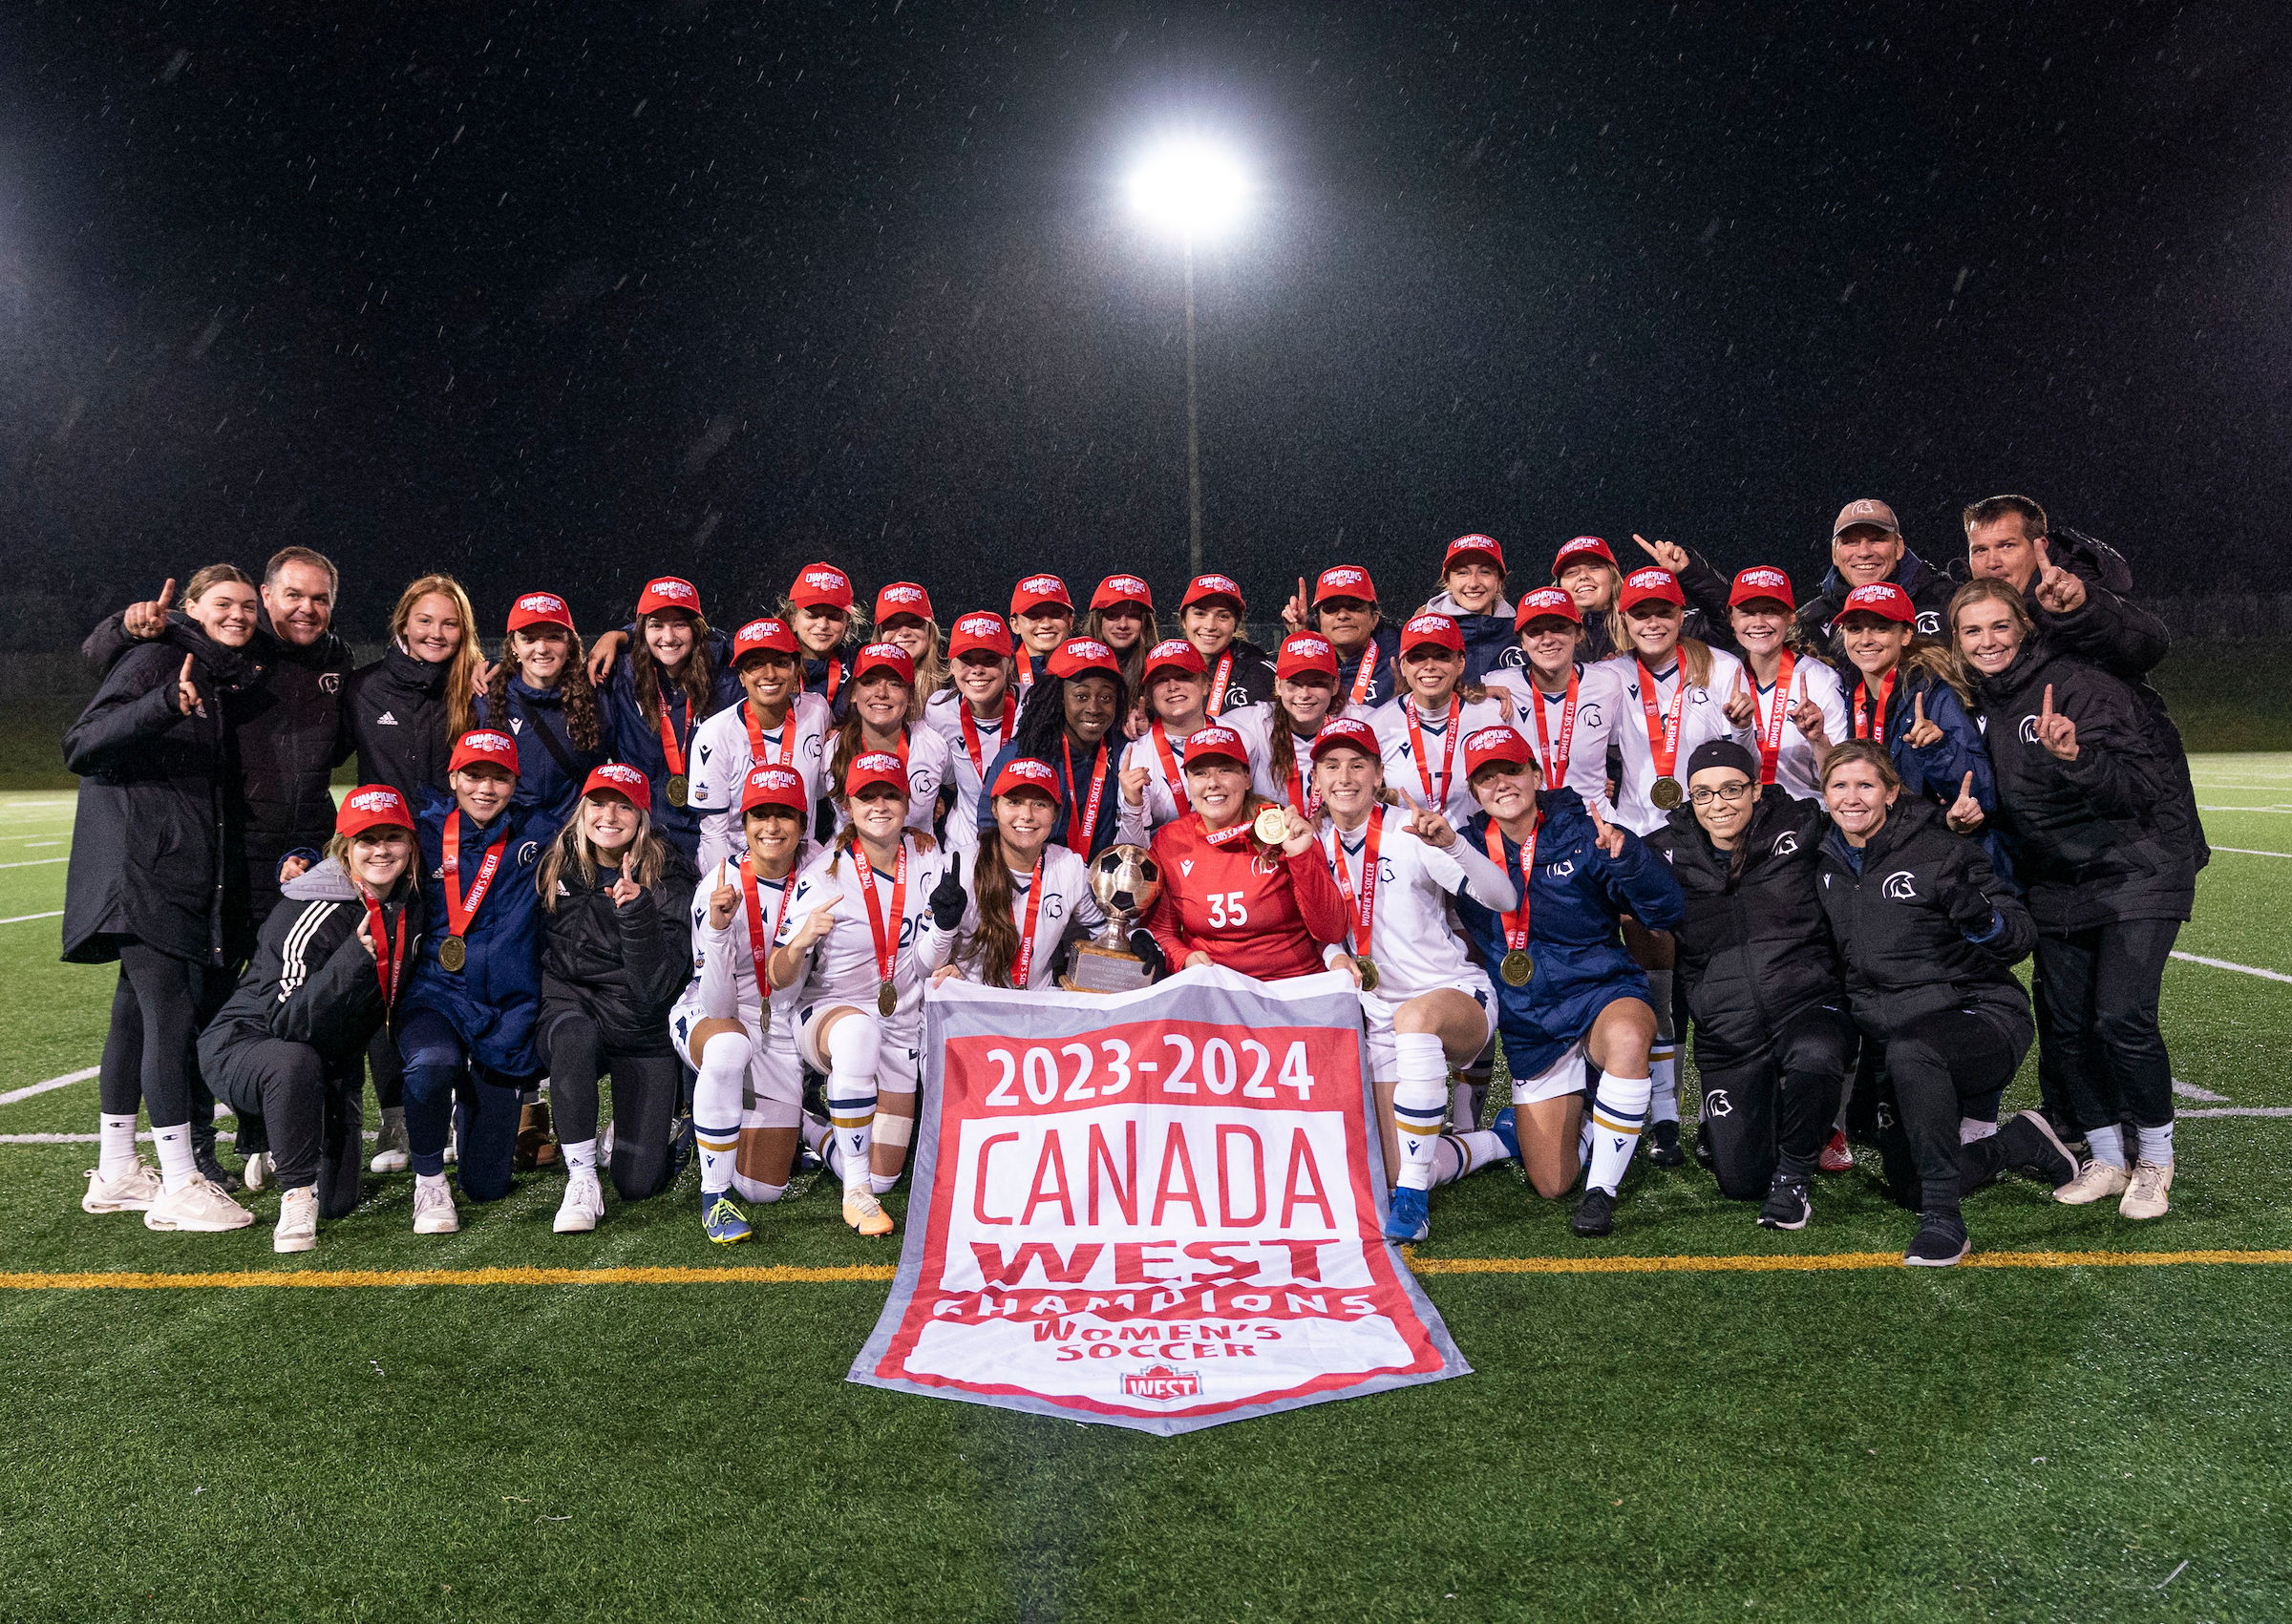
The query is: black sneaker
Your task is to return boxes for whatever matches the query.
[1902,1212,1969,1267]
[2001,1110,2077,1190]
[1570,1186,1618,1238]
[1645,1119,1684,1168]
[191,1127,243,1194]
[1757,1173,1812,1231]
[1691,1125,1716,1171]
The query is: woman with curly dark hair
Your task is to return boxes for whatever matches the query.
[477,590,605,839]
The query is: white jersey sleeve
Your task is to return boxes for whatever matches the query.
[1768,657,1848,800]
[922,689,1015,856]
[1600,646,1758,834]
[1118,725,1195,832]
[776,836,956,1018]
[1323,807,1489,998]
[1370,693,1514,827]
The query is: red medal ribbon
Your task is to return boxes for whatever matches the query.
[441,812,509,941]
[1009,862,1049,988]
[1207,650,1235,717]
[740,854,798,996]
[744,701,795,768]
[1853,667,1897,746]
[1406,696,1463,808]
[958,694,1016,776]
[656,693,690,781]
[358,894,406,1009]
[1150,722,1192,812]
[822,658,842,706]
[1634,660,1689,783]
[1200,812,1257,850]
[856,836,910,989]
[1755,651,1797,786]
[1061,737,1109,853]
[1482,815,1539,958]
[1326,812,1385,960]
[1530,671,1579,790]
[1348,641,1380,707]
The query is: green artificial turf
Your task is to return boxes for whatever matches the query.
[1,763,2289,1622]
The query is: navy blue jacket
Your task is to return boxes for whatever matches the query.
[477,676,604,841]
[598,626,742,860]
[1454,789,1687,1075]
[398,795,550,1076]
[1333,624,1404,708]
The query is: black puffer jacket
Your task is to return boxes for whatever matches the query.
[199,858,422,1070]
[1650,786,1841,1066]
[1797,547,1958,651]
[350,644,457,804]
[1972,638,2195,933]
[62,622,263,966]
[538,845,699,1055]
[1816,795,2033,1037]
[1205,639,1279,715]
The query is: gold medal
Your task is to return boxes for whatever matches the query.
[438,934,467,974]
[1356,955,1380,993]
[877,979,899,1018]
[1253,805,1289,846]
[667,773,690,808]
[1650,775,1684,811]
[1500,949,1534,987]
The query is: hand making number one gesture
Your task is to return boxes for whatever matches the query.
[1631,534,1689,574]
[1280,575,1311,636]
[1397,788,1457,850]
[2033,683,2080,761]
[1722,668,1756,729]
[1903,689,1943,750]
[125,578,177,640]
[1586,798,1626,860]
[1945,770,1985,834]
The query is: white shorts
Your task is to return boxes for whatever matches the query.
[668,994,805,1125]
[1511,1039,1593,1107]
[1359,977,1498,1081]
[796,1002,924,1096]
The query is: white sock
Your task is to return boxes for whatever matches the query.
[692,1031,754,1194]
[1958,1117,1999,1145]
[1428,1128,1509,1187]
[98,1114,139,1179]
[1585,1071,1651,1195]
[152,1123,197,1192]
[869,1172,901,1196]
[800,1113,830,1155]
[415,1171,451,1196]
[731,1172,788,1204]
[696,1124,739,1196]
[1449,1079,1484,1132]
[1390,1033,1450,1192]
[2086,1123,2130,1171]
[562,1138,599,1176]
[2134,1122,2175,1165]
[823,1016,881,1195]
[1644,966,1679,1124]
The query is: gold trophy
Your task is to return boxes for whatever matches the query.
[1062,843,1164,993]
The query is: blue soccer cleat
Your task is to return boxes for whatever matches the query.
[1491,1107,1519,1162]
[1383,1184,1431,1242]
[701,1191,753,1246]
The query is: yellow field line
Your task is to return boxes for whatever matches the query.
[5,1248,2292,1291]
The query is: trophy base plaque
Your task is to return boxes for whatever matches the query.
[1060,941,1156,995]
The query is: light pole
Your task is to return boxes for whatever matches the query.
[1127,138,1248,580]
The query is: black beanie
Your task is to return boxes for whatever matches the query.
[1685,738,1759,782]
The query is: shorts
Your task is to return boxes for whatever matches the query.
[1359,977,1497,1080]
[796,1002,924,1096]
[1510,1039,1594,1107]
[668,992,806,1126]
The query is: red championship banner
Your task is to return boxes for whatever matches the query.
[849,967,1469,1434]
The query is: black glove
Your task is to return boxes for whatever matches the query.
[1944,881,1997,940]
[1128,926,1168,979]
[929,854,968,931]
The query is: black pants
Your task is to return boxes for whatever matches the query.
[2032,917,2180,1133]
[1696,1002,1857,1200]
[1866,1005,2032,1215]
[98,941,226,1130]
[206,1037,365,1217]
[538,1013,682,1202]
[368,1026,404,1112]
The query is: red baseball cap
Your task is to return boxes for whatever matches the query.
[732,617,799,664]
[336,784,414,837]
[1181,573,1246,611]
[1009,574,1072,617]
[740,764,809,817]
[989,757,1064,804]
[1180,724,1248,770]
[581,762,650,805]
[1141,638,1207,682]
[1464,726,1536,779]
[873,581,934,624]
[787,562,854,611]
[1399,612,1465,656]
[1090,574,1154,611]
[1552,536,1617,577]
[1313,564,1377,605]
[851,643,916,685]
[1309,715,1380,762]
[1618,568,1687,612]
[1276,631,1339,682]
[842,750,910,798]
[1443,534,1506,574]
[635,578,701,619]
[947,611,1014,661]
[1047,637,1120,682]
[1515,586,1582,627]
[449,729,520,777]
[506,591,574,635]
[1839,581,1915,623]
[1729,566,1796,610]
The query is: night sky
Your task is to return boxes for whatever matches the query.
[4,1,2287,643]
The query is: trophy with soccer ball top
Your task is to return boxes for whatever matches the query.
[1063,843,1163,993]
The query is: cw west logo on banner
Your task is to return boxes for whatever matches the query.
[849,967,1469,1435]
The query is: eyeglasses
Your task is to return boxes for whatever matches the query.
[1688,781,1753,808]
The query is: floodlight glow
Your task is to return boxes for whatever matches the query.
[1126,138,1250,243]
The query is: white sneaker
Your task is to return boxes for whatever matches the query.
[273,1186,319,1253]
[553,1170,605,1234]
[370,1108,410,1174]
[83,1162,163,1214]
[143,1176,256,1233]
[2053,1160,2131,1206]
[2120,1159,2174,1220]
[242,1150,272,1192]
[412,1178,460,1234]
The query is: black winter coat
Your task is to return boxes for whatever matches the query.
[1972,639,2195,932]
[1816,796,2034,1038]
[350,645,457,804]
[1797,547,1958,650]
[1205,639,1279,715]
[200,858,422,1072]
[62,622,263,966]
[1650,786,1843,1066]
[539,846,699,1055]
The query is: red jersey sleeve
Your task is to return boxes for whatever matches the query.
[1283,840,1350,950]
[1145,821,1204,968]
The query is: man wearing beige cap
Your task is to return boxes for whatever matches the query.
[1796,496,1958,652]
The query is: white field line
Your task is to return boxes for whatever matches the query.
[0,1067,98,1105]
[2212,848,2292,859]
[2,1130,382,1144]
[2171,951,2292,986]
[2173,1080,2230,1102]
[2176,1107,2292,1119]
[2197,805,2292,814]
[0,911,62,925]
[0,857,67,871]
[0,832,73,844]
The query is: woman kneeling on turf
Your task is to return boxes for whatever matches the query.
[200,786,423,1253]
[1451,727,1685,1239]
[536,764,698,1234]
[1305,718,1519,1242]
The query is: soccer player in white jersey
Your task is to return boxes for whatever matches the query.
[821,643,950,838]
[935,758,1107,989]
[921,611,1020,857]
[1306,717,1521,1242]
[1479,587,1619,796]
[768,753,958,1236]
[1117,639,1212,832]
[1370,613,1517,828]
[671,764,816,1244]
[1712,566,1847,798]
[687,616,833,875]
[1232,630,1349,815]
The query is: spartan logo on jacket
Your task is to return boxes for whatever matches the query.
[1771,831,1799,856]
[1881,870,1918,901]
[2018,714,2043,745]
